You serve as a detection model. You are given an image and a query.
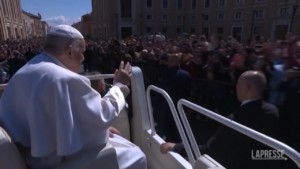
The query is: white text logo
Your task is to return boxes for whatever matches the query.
[251,150,288,160]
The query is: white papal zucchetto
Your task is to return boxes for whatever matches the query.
[48,25,84,39]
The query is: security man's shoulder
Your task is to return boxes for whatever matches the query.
[177,68,191,77]
[262,102,279,117]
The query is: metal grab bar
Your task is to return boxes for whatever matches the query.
[178,99,300,167]
[0,74,115,90]
[146,85,195,165]
[0,84,5,90]
[84,74,115,80]
[177,103,201,159]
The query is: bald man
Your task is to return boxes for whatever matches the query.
[0,25,146,169]
[160,71,280,169]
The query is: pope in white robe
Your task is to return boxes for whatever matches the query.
[0,25,147,169]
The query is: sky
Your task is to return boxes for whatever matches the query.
[20,0,91,26]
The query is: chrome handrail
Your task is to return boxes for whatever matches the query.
[85,74,115,80]
[146,85,195,165]
[178,99,300,167]
[177,103,201,159]
[0,74,115,90]
[0,84,5,90]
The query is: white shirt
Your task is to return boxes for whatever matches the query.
[241,99,259,106]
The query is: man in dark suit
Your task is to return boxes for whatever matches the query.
[160,71,280,169]
[24,47,36,62]
[83,44,94,72]
[154,54,192,143]
[7,50,27,79]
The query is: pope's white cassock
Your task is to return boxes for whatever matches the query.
[0,47,147,168]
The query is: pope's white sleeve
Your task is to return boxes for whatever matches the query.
[57,76,126,130]
[101,82,126,122]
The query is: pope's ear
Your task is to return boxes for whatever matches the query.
[66,45,73,57]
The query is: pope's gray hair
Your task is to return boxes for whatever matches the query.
[44,35,81,54]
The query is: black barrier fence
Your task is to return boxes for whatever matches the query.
[138,64,300,128]
[138,65,241,116]
[137,64,300,127]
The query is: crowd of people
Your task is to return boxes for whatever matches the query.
[83,33,300,168]
[85,33,300,132]
[1,29,300,168]
[0,38,44,83]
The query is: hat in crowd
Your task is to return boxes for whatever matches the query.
[48,25,83,39]
[181,33,188,38]
[111,38,120,46]
[13,50,20,56]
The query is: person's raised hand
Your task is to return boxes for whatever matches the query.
[113,61,132,85]
[109,127,121,138]
[160,142,176,154]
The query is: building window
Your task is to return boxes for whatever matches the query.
[236,0,244,4]
[161,14,168,21]
[177,28,182,33]
[204,0,210,8]
[191,0,196,10]
[6,27,11,38]
[177,15,182,22]
[219,0,225,7]
[232,27,242,41]
[146,27,152,33]
[217,27,223,34]
[191,28,195,34]
[146,0,152,8]
[255,10,265,18]
[235,12,242,19]
[121,0,132,18]
[191,15,196,21]
[161,0,168,9]
[162,27,168,33]
[218,13,225,20]
[15,28,18,38]
[177,0,182,10]
[280,7,290,14]
[202,27,209,38]
[146,14,153,20]
[203,14,209,21]
[254,27,261,34]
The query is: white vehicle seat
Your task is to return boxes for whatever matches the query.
[194,155,225,169]
[0,127,27,169]
[53,143,118,169]
[0,126,119,169]
[0,89,4,97]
